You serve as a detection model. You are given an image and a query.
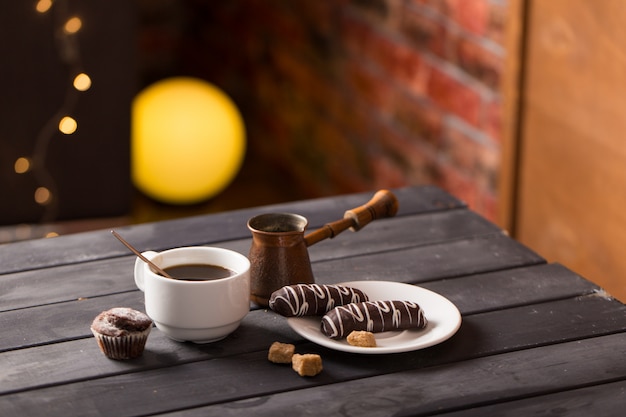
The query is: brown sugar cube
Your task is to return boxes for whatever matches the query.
[292,353,323,377]
[268,342,295,364]
[347,330,377,348]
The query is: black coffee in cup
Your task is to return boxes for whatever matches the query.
[162,264,235,281]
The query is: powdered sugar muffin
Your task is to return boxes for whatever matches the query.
[90,307,152,360]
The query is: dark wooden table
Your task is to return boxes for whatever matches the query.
[2,186,626,416]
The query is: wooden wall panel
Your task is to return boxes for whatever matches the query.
[499,0,524,232]
[516,0,626,300]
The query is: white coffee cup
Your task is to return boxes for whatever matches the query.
[134,246,250,343]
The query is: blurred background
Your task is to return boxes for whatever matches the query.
[1,0,625,301]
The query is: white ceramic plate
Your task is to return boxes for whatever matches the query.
[287,281,462,354]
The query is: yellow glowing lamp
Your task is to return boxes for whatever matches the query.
[132,77,246,204]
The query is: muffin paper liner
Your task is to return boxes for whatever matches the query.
[91,327,151,360]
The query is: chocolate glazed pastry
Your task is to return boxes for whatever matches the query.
[320,300,428,339]
[269,284,369,317]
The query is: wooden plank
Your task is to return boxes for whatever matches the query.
[2,326,626,416]
[312,232,544,284]
[153,332,626,417]
[2,292,625,398]
[305,209,502,263]
[0,256,138,313]
[0,209,500,312]
[436,379,626,417]
[421,262,600,315]
[0,186,463,275]
[0,291,143,352]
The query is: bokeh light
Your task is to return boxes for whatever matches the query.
[59,116,77,134]
[14,157,31,174]
[132,77,246,204]
[34,187,52,205]
[64,17,82,34]
[36,0,53,13]
[73,73,91,91]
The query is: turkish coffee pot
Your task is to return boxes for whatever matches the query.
[247,189,399,306]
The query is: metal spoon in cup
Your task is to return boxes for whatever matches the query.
[110,230,174,279]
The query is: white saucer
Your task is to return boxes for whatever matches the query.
[286,281,462,354]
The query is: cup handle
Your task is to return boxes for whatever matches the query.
[134,251,158,291]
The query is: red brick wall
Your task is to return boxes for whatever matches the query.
[141,0,508,221]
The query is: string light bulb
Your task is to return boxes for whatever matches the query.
[36,0,53,13]
[34,187,52,205]
[64,16,82,34]
[58,116,77,134]
[14,157,32,174]
[73,73,91,91]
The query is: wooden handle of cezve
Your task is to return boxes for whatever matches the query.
[304,189,399,246]
[344,189,399,230]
